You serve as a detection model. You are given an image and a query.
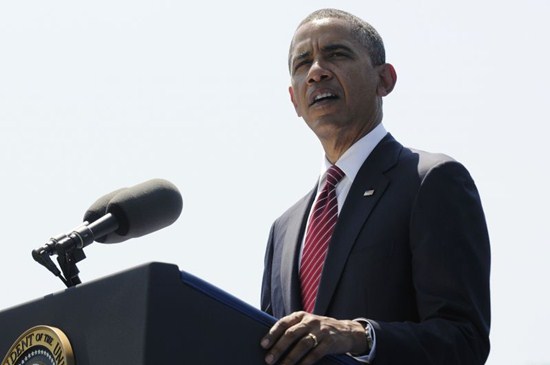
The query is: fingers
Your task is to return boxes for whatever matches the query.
[284,334,328,365]
[260,313,368,365]
[261,311,308,351]
[305,333,318,348]
[259,313,332,365]
[260,311,318,364]
[267,331,322,365]
[261,312,311,364]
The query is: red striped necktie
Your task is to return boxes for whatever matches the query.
[300,165,345,313]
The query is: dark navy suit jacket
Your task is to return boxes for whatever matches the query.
[261,134,491,364]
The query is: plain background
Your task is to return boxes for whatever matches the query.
[1,1,548,364]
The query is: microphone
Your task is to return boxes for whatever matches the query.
[32,179,183,287]
[80,187,128,228]
[83,179,183,243]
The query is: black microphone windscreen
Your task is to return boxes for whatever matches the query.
[83,188,128,225]
[99,179,183,243]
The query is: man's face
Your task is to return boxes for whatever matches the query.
[289,18,385,140]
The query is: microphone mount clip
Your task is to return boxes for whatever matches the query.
[32,223,95,288]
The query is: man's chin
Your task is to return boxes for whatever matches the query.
[305,117,348,137]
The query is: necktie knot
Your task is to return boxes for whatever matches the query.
[325,165,345,188]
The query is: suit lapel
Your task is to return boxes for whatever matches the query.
[280,189,315,315]
[314,134,403,315]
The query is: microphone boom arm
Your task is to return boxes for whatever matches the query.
[32,214,119,288]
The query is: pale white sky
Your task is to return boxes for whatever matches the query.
[1,1,548,364]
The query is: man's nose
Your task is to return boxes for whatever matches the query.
[307,61,332,84]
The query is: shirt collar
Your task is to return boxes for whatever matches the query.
[320,123,387,183]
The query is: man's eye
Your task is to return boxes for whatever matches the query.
[330,51,346,58]
[294,60,310,72]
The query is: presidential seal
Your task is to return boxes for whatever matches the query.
[2,326,74,365]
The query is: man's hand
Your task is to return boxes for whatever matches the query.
[260,311,367,365]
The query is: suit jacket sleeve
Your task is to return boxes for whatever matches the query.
[370,160,491,364]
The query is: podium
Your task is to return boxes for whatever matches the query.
[0,262,357,364]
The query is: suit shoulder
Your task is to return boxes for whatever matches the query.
[404,147,454,167]
[400,147,467,180]
[376,135,460,179]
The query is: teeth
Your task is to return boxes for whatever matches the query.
[314,92,335,101]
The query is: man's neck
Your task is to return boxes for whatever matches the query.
[321,121,382,164]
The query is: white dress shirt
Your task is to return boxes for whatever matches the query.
[302,123,388,363]
[315,123,387,213]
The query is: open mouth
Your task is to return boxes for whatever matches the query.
[310,92,339,106]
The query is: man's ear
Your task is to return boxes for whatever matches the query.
[289,86,301,117]
[377,63,397,97]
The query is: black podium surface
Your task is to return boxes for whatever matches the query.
[0,262,358,364]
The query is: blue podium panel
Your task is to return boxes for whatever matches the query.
[0,262,358,365]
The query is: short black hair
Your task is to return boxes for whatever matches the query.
[289,8,386,69]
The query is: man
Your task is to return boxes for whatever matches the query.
[260,8,490,365]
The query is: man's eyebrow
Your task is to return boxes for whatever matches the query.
[322,44,354,54]
[290,44,355,69]
[291,50,311,66]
